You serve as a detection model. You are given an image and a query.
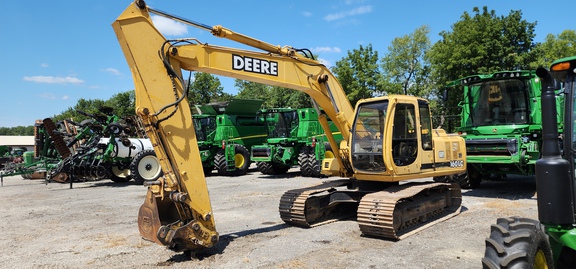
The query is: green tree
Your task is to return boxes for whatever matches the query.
[105,91,135,118]
[265,87,312,108]
[0,126,33,135]
[331,44,381,107]
[54,98,107,122]
[234,80,313,109]
[428,6,537,117]
[530,29,576,68]
[381,25,432,98]
[187,73,232,106]
[235,79,271,104]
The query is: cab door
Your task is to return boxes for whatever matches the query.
[387,100,422,175]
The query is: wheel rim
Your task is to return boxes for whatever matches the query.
[234,153,245,169]
[534,249,549,269]
[138,155,162,180]
[111,166,130,177]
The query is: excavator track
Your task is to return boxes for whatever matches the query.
[279,179,352,227]
[357,182,461,240]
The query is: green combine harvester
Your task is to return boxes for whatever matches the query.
[193,99,268,176]
[482,56,576,268]
[251,108,342,177]
[444,70,564,188]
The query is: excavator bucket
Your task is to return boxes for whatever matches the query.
[137,189,163,245]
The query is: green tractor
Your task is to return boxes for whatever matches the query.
[444,70,564,188]
[250,107,342,177]
[482,56,576,268]
[193,99,268,176]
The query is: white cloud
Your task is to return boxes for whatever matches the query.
[324,5,372,21]
[345,0,367,4]
[38,93,70,100]
[151,15,188,36]
[311,47,342,53]
[302,11,312,17]
[103,68,121,75]
[317,58,332,67]
[40,63,49,68]
[39,93,56,100]
[23,76,84,84]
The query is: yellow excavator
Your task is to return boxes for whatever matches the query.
[113,0,467,252]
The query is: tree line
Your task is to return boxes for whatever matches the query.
[4,6,576,135]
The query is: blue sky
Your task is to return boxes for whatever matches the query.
[0,0,573,127]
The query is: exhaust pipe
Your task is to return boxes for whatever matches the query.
[535,67,574,225]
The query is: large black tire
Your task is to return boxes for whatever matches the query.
[298,146,321,178]
[432,171,469,187]
[482,217,553,269]
[130,150,163,184]
[256,161,289,175]
[463,165,483,189]
[214,145,251,176]
[435,166,482,189]
[232,144,251,176]
[203,165,214,176]
[214,150,229,176]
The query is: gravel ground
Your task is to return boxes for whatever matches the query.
[0,168,538,269]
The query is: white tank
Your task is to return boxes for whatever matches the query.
[99,138,153,158]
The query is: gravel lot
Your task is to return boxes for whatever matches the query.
[0,168,538,269]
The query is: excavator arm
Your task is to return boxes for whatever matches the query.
[113,1,355,251]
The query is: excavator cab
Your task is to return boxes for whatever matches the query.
[350,96,438,176]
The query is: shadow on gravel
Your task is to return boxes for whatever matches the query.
[204,168,302,179]
[159,223,289,264]
[462,174,536,200]
[254,171,302,179]
[44,180,145,190]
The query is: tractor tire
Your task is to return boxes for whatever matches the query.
[203,166,214,176]
[482,217,553,269]
[433,172,468,187]
[462,165,482,189]
[130,150,163,184]
[256,161,289,175]
[215,145,251,176]
[214,150,229,176]
[298,146,321,178]
[435,166,481,189]
[232,144,251,176]
[109,165,131,183]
